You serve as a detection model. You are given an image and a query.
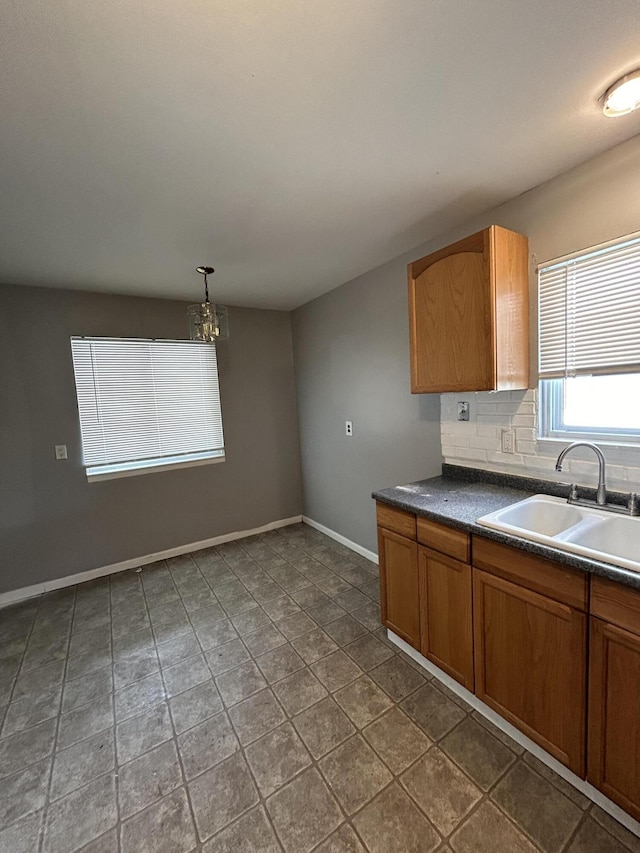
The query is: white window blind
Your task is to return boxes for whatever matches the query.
[71,337,224,478]
[538,234,640,379]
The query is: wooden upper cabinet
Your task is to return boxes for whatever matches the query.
[408,225,529,393]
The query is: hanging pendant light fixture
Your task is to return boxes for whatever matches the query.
[188,266,229,342]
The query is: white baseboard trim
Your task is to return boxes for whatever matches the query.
[388,629,640,840]
[0,515,303,608]
[302,516,378,564]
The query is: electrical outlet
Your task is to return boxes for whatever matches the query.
[457,401,470,421]
[501,430,514,454]
[55,444,68,460]
[345,421,353,437]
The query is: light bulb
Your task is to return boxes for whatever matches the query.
[603,70,640,117]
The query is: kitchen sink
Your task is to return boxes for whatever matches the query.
[558,515,640,566]
[485,497,584,537]
[477,495,640,573]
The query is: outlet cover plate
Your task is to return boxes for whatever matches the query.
[501,430,514,454]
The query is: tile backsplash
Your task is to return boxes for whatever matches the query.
[441,389,640,493]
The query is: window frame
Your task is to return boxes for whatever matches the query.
[538,377,640,446]
[85,451,225,483]
[71,336,225,482]
[537,230,640,449]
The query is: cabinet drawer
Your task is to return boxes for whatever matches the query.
[591,576,640,636]
[376,503,416,540]
[417,517,470,562]
[472,536,587,611]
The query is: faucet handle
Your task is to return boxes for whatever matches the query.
[568,484,579,503]
[629,493,640,517]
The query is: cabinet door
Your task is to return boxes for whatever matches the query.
[473,569,586,776]
[419,547,474,691]
[409,250,492,392]
[588,617,640,821]
[378,527,420,650]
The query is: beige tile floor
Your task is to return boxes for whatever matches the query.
[1,522,639,852]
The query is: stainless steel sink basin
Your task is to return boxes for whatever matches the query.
[477,495,640,573]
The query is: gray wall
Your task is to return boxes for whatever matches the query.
[0,283,302,594]
[292,133,640,554]
[292,259,442,554]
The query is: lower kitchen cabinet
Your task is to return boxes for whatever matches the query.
[374,497,640,822]
[473,568,587,776]
[588,617,640,821]
[378,526,420,649]
[419,546,474,691]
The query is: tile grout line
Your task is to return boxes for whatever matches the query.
[153,543,293,848]
[4,527,422,852]
[215,534,406,851]
[393,695,532,849]
[37,584,79,853]
[108,575,144,848]
[408,701,594,852]
[559,808,592,853]
[2,592,49,849]
[174,540,310,849]
[168,533,375,850]
[109,570,122,853]
[196,542,342,850]
[8,524,404,852]
[143,565,202,853]
[6,523,617,853]
[2,587,49,722]
[181,548,276,849]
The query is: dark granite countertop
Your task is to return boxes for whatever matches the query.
[372,465,640,591]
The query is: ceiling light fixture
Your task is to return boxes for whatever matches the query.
[602,69,640,117]
[188,266,229,343]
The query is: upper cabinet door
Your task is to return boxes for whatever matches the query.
[408,225,529,393]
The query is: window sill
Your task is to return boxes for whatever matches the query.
[87,451,225,482]
[537,436,640,451]
[535,438,640,474]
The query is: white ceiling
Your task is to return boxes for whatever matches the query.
[2,0,640,310]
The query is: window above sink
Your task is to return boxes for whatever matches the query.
[537,231,640,449]
[539,374,640,446]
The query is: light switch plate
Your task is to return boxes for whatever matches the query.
[55,445,68,460]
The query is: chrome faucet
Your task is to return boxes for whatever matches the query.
[555,442,607,506]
